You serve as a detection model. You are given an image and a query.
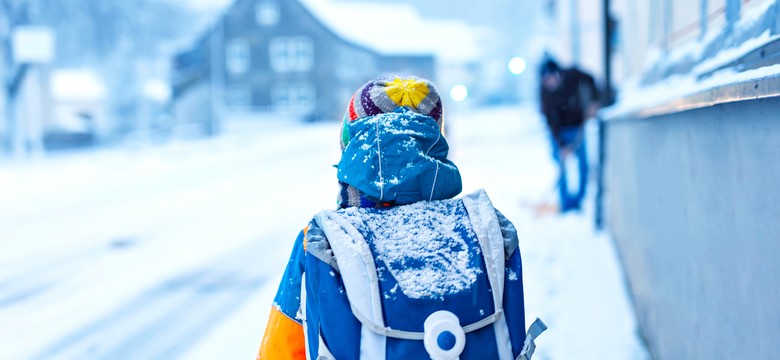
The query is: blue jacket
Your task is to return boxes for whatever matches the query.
[338,108,462,205]
[259,110,528,360]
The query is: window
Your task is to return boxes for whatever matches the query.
[741,0,773,16]
[226,85,252,107]
[269,37,314,72]
[226,39,251,75]
[256,1,280,26]
[271,83,316,115]
[670,1,700,47]
[705,0,727,39]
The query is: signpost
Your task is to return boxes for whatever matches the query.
[9,26,55,156]
[11,26,55,64]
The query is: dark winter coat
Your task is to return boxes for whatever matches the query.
[540,68,599,137]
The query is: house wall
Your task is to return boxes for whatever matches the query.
[535,0,604,79]
[172,81,213,137]
[223,0,341,119]
[172,0,440,125]
[601,1,780,359]
[604,95,780,360]
[218,0,434,122]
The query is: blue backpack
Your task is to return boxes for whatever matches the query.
[302,189,545,360]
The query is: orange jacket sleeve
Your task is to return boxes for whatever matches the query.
[257,228,308,359]
[257,307,306,360]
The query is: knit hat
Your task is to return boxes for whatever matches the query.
[337,75,454,209]
[540,58,560,76]
[340,75,443,149]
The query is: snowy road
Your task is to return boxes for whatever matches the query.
[31,242,266,359]
[0,106,648,359]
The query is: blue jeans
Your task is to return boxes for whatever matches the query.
[551,127,588,212]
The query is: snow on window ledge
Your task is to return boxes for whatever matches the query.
[602,63,780,120]
[641,1,780,86]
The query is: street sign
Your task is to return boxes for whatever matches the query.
[11,26,56,64]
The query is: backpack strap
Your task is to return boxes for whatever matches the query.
[460,189,506,313]
[517,318,547,360]
[315,211,385,329]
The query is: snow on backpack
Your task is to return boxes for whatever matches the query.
[302,190,545,360]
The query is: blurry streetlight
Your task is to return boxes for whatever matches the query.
[143,79,172,103]
[508,57,527,75]
[450,84,468,102]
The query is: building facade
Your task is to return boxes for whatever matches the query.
[171,0,435,131]
[597,1,780,359]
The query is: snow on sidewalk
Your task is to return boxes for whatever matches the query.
[448,105,650,360]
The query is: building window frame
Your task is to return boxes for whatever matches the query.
[225,38,251,75]
[271,83,316,115]
[269,37,314,73]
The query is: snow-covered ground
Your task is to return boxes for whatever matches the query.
[0,105,649,359]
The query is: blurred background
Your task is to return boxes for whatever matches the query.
[2,0,780,359]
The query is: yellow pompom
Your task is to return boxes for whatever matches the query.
[385,77,430,108]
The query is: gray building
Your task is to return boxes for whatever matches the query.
[172,0,435,131]
[598,1,780,359]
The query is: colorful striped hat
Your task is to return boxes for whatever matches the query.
[341,75,443,149]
